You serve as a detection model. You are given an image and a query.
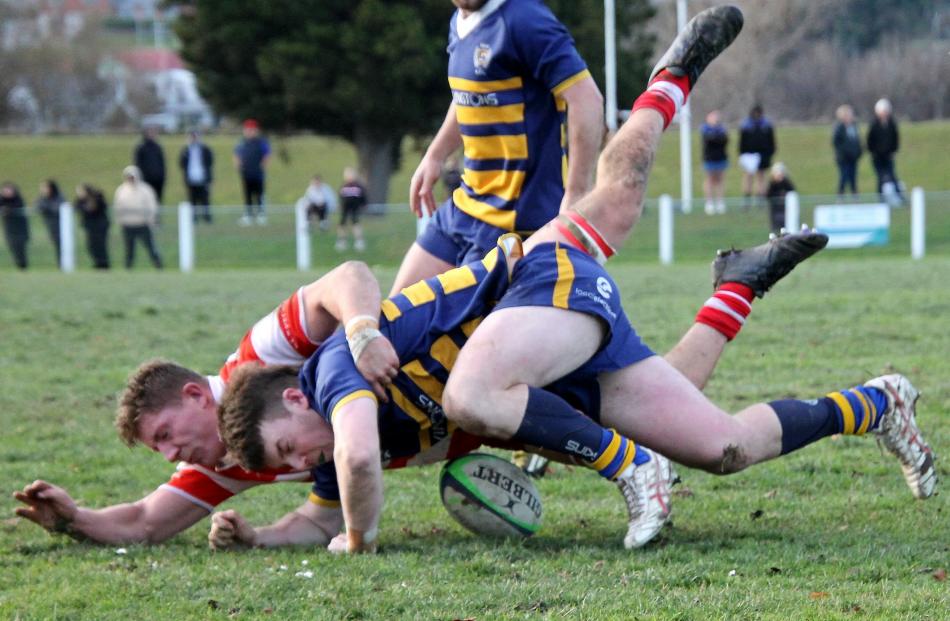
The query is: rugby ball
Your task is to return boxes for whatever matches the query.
[439,453,542,538]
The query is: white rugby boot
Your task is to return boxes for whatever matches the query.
[616,447,675,549]
[865,374,937,499]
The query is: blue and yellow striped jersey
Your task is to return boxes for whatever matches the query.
[447,0,589,233]
[299,239,656,503]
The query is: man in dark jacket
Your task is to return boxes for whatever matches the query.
[738,105,776,208]
[1,181,29,269]
[832,104,862,196]
[134,126,167,205]
[179,132,215,223]
[867,98,902,201]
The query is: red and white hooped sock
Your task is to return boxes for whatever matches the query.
[695,282,754,341]
[553,211,616,265]
[631,69,691,130]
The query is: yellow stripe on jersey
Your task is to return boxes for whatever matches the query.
[436,265,477,294]
[429,334,461,373]
[308,492,341,508]
[460,317,483,338]
[827,391,856,434]
[462,134,528,162]
[330,390,377,421]
[381,299,401,321]
[463,169,526,202]
[552,244,575,309]
[481,247,499,271]
[591,432,622,471]
[448,76,523,93]
[389,385,432,451]
[551,69,592,96]
[852,389,873,435]
[454,190,518,231]
[401,280,436,307]
[456,103,525,125]
[402,359,446,403]
[555,96,567,113]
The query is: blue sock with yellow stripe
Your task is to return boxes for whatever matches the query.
[514,387,649,480]
[771,386,888,455]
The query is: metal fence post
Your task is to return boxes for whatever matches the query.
[911,187,925,260]
[296,198,311,271]
[659,194,674,265]
[784,191,800,232]
[58,201,75,273]
[178,202,194,272]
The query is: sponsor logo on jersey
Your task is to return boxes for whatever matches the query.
[452,91,499,107]
[596,277,613,299]
[473,43,492,74]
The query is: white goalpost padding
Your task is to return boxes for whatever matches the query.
[784,191,800,233]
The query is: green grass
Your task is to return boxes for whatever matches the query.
[1,257,949,619]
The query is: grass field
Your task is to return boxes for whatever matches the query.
[1,254,948,619]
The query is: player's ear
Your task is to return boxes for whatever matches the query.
[182,381,210,405]
[282,387,308,410]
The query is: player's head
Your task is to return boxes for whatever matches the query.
[217,364,334,472]
[116,359,224,467]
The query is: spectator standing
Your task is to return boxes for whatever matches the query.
[114,166,162,270]
[700,110,729,214]
[1,181,29,269]
[832,104,862,197]
[233,119,271,226]
[133,126,167,206]
[336,167,367,252]
[179,131,214,223]
[303,174,337,232]
[75,184,111,269]
[867,98,903,203]
[35,179,63,266]
[738,105,776,208]
[765,162,795,234]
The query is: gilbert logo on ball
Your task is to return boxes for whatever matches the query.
[440,453,543,538]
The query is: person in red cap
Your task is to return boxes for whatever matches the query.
[233,119,271,226]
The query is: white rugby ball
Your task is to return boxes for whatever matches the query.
[439,453,542,538]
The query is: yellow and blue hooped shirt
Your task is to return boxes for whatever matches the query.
[448,0,590,234]
[301,239,655,503]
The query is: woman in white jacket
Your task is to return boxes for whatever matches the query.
[114,165,163,269]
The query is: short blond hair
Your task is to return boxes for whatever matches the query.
[217,364,299,471]
[115,359,205,447]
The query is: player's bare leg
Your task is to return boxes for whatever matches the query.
[597,358,937,499]
[389,242,454,296]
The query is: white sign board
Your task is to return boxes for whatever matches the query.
[813,203,890,249]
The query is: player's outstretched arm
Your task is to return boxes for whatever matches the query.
[14,481,208,544]
[559,76,604,210]
[331,397,383,554]
[409,102,463,217]
[208,503,342,550]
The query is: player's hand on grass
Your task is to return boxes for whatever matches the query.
[356,336,399,403]
[409,156,443,218]
[208,510,256,550]
[13,480,79,533]
[327,532,377,555]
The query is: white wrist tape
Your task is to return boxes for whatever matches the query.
[344,314,379,335]
[347,327,383,363]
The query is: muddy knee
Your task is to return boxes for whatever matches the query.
[716,444,750,474]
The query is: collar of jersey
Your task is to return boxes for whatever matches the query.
[456,0,507,40]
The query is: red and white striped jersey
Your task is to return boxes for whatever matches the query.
[162,287,322,511]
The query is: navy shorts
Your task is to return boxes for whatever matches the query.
[418,199,531,267]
